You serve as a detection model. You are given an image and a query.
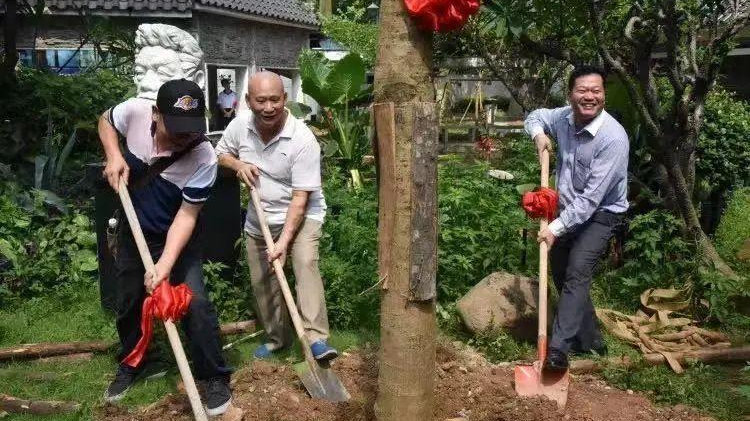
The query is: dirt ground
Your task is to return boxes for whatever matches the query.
[98,344,714,421]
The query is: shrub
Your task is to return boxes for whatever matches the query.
[319,169,379,329]
[698,90,750,199]
[597,209,696,311]
[714,187,750,267]
[0,181,98,305]
[0,68,132,164]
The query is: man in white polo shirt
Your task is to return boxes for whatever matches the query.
[215,71,337,361]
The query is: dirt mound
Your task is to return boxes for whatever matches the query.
[97,345,713,421]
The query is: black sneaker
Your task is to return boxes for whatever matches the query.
[543,348,569,372]
[104,366,138,402]
[203,376,232,416]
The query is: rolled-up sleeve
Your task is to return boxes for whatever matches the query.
[553,134,629,234]
[524,106,570,139]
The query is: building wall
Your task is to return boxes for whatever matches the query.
[194,12,312,68]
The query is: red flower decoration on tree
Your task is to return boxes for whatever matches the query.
[404,0,481,32]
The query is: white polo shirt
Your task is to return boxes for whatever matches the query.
[215,110,326,236]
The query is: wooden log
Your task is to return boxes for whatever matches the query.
[0,394,80,415]
[569,346,750,374]
[0,340,115,362]
[219,320,257,336]
[0,320,257,361]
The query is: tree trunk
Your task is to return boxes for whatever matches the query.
[663,151,737,278]
[2,0,19,82]
[373,1,438,420]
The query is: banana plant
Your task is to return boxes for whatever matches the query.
[296,49,371,190]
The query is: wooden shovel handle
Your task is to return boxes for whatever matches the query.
[248,186,318,365]
[117,179,208,421]
[538,149,550,363]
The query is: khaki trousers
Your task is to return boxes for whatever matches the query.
[245,218,330,349]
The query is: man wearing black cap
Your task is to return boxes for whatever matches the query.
[97,79,232,415]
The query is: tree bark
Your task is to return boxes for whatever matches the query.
[373,1,438,420]
[2,0,19,81]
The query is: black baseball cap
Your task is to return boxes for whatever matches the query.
[156,79,207,135]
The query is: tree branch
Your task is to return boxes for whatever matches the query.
[588,0,661,139]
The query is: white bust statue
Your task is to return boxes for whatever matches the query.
[133,24,205,100]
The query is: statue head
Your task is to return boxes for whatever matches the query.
[133,24,205,100]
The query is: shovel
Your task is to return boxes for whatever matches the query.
[514,148,570,409]
[248,186,350,402]
[117,180,208,421]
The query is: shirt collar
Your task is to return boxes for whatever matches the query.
[248,109,295,145]
[567,108,608,136]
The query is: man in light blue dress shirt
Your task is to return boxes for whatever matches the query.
[524,66,629,372]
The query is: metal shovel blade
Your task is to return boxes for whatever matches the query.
[514,361,569,409]
[293,361,351,402]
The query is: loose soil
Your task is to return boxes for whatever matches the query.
[97,344,713,421]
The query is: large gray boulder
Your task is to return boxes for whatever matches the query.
[456,271,544,340]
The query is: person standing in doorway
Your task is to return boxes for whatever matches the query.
[216,77,238,130]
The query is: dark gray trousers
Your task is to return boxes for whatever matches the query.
[548,211,623,354]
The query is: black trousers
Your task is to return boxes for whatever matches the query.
[113,228,232,379]
[548,211,623,354]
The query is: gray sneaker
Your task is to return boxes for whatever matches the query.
[104,366,138,402]
[203,376,232,416]
[104,362,168,403]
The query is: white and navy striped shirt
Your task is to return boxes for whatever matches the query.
[111,97,217,235]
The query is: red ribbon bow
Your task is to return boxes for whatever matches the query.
[122,282,192,368]
[404,0,481,32]
[522,187,559,221]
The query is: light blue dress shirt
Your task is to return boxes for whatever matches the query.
[524,106,629,236]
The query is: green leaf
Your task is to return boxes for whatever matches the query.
[0,238,19,266]
[34,155,49,189]
[72,249,98,272]
[515,183,536,195]
[326,53,367,106]
[286,101,313,118]
[299,49,334,106]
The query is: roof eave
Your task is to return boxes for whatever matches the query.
[193,3,318,31]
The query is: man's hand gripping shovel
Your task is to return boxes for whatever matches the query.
[248,184,350,402]
[513,148,570,409]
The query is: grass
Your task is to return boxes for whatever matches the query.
[1,280,748,421]
[0,281,374,421]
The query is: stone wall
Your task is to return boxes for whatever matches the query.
[195,12,312,68]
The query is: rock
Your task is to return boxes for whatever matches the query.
[456,271,544,340]
[458,366,468,374]
[221,405,245,421]
[627,389,634,395]
[445,418,467,421]
[737,238,750,261]
[488,169,515,180]
[441,361,458,371]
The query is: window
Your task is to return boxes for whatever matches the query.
[17,48,99,74]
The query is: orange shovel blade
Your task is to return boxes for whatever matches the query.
[514,361,570,409]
